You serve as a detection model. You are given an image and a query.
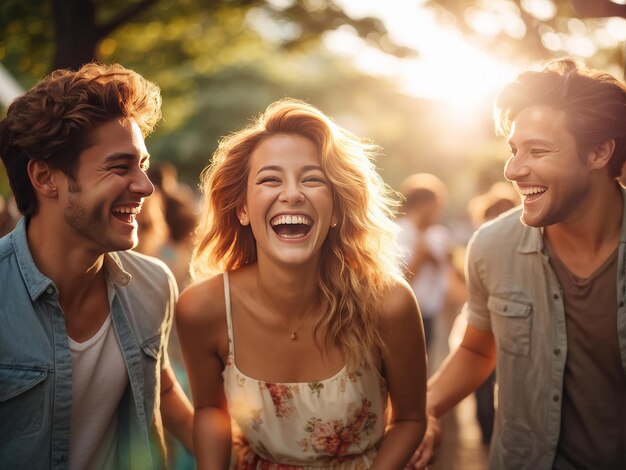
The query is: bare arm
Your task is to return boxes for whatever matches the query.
[411,324,496,468]
[176,277,232,470]
[160,365,194,453]
[371,281,427,470]
[429,324,496,416]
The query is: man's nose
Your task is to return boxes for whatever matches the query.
[130,168,155,197]
[504,154,529,182]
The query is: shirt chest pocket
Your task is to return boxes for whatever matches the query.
[0,366,47,444]
[488,296,532,356]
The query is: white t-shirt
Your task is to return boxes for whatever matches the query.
[397,217,451,318]
[68,314,129,470]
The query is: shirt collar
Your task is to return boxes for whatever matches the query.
[12,218,54,301]
[619,185,626,244]
[12,217,132,302]
[517,222,543,255]
[104,252,132,287]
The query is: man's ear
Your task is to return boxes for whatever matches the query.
[27,160,59,199]
[587,139,616,171]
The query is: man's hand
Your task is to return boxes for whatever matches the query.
[407,412,441,469]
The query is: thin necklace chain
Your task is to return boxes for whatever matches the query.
[256,274,319,340]
[265,294,319,341]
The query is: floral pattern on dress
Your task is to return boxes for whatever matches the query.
[308,381,324,397]
[297,396,377,456]
[338,369,362,393]
[264,383,297,418]
[250,408,264,432]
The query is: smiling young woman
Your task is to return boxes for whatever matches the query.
[176,99,427,469]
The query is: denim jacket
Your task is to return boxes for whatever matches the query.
[0,218,178,469]
[465,187,626,469]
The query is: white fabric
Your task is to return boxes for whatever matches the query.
[68,314,129,470]
[396,217,451,318]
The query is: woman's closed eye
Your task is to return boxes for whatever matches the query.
[257,176,281,185]
[302,175,327,185]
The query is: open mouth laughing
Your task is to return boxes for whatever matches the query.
[518,185,547,201]
[270,214,313,239]
[112,205,142,224]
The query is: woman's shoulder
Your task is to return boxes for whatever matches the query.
[377,278,424,357]
[380,277,420,323]
[176,273,227,327]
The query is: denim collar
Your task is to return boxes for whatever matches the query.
[11,217,132,302]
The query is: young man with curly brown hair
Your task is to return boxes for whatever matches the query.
[0,63,193,469]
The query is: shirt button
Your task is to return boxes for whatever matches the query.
[553,348,561,355]
[46,287,54,295]
[553,394,560,402]
[553,293,559,300]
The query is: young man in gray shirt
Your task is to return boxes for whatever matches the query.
[412,59,626,469]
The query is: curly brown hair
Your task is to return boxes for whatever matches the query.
[0,62,162,216]
[495,58,626,178]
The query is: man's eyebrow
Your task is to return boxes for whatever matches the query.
[104,152,150,164]
[508,138,555,147]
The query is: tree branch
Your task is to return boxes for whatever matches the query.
[97,0,160,39]
[569,0,626,19]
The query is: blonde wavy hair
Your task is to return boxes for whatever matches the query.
[191,99,402,369]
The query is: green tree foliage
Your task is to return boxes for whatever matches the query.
[0,0,411,83]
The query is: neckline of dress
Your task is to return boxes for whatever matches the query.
[226,358,349,386]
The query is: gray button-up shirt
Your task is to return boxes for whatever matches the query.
[465,187,626,470]
[0,218,177,469]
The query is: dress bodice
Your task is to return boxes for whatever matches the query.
[221,272,388,469]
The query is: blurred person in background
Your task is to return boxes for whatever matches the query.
[0,63,193,469]
[0,193,19,237]
[396,173,453,354]
[447,181,520,447]
[136,171,198,470]
[136,189,170,258]
[148,163,198,290]
[467,182,520,229]
[177,99,427,469]
[412,58,626,470]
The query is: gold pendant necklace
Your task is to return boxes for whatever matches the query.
[257,274,319,341]
[278,297,318,341]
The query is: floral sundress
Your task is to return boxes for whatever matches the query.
[221,272,388,469]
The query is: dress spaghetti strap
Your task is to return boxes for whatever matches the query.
[223,272,235,358]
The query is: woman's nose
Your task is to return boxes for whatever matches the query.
[279,180,305,204]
